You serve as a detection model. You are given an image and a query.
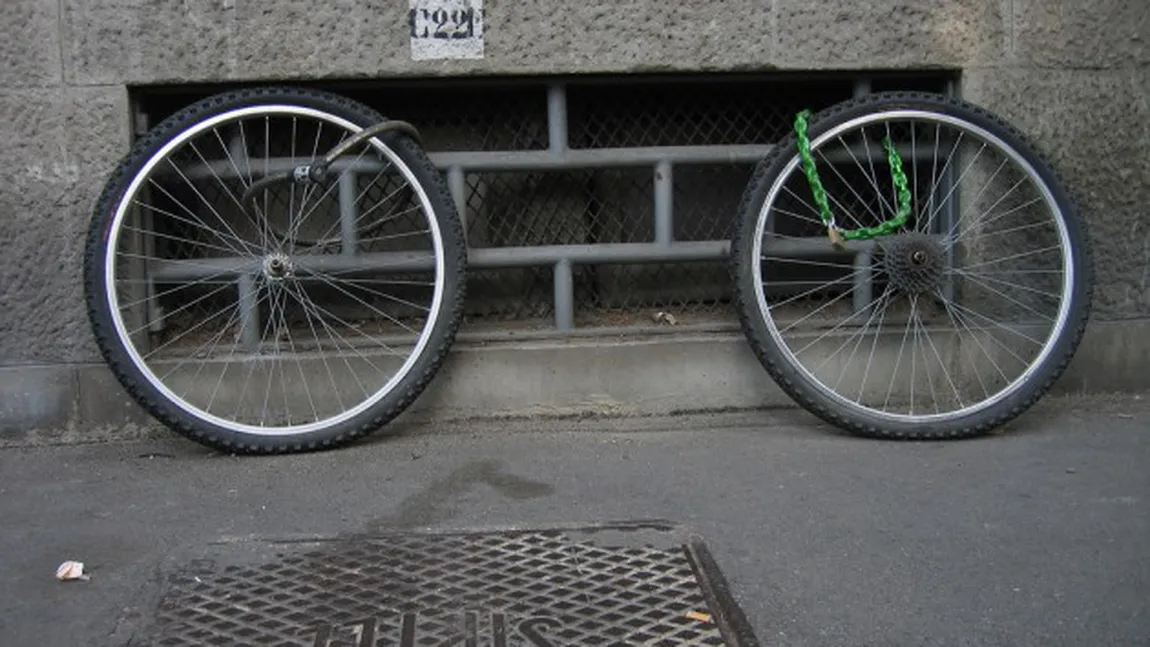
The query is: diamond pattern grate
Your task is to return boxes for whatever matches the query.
[141,525,751,646]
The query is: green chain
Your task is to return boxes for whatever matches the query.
[794,109,912,245]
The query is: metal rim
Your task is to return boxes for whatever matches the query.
[104,104,447,436]
[750,108,1075,424]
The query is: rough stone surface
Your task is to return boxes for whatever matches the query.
[0,365,74,438]
[229,0,408,81]
[0,86,131,364]
[0,0,62,87]
[963,67,1150,320]
[61,0,774,84]
[481,1,772,74]
[775,0,1008,68]
[61,0,237,85]
[75,364,154,431]
[1013,0,1149,68]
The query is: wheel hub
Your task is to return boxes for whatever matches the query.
[881,232,945,295]
[262,253,293,281]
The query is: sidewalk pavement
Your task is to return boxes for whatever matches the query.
[1,393,1147,646]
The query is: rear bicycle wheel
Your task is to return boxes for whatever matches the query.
[730,92,1093,440]
[83,86,466,453]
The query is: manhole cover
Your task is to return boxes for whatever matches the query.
[140,522,758,646]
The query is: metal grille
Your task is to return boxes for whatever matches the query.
[363,84,550,152]
[140,525,749,646]
[135,73,954,332]
[566,80,844,149]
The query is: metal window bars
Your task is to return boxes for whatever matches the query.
[134,74,957,339]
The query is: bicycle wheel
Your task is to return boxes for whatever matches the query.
[84,86,466,453]
[730,92,1093,440]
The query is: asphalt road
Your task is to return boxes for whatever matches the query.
[1,393,1147,646]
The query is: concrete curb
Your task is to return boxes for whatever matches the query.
[2,319,1148,448]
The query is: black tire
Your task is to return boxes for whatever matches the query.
[730,91,1093,440]
[83,86,467,453]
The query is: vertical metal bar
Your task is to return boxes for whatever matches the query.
[447,165,468,238]
[941,176,958,301]
[654,161,673,247]
[549,83,571,331]
[130,109,164,343]
[124,204,151,352]
[143,205,164,334]
[238,274,260,352]
[553,259,574,332]
[853,251,873,315]
[941,77,958,302]
[229,134,246,171]
[339,171,358,256]
[547,83,568,155]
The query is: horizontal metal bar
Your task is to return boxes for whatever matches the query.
[163,140,962,187]
[148,237,884,282]
[171,145,775,181]
[427,145,773,170]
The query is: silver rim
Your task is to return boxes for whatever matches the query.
[104,104,447,436]
[751,109,1074,423]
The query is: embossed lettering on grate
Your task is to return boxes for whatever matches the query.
[144,525,753,646]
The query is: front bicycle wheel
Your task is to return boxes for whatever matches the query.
[731,92,1093,440]
[84,87,466,453]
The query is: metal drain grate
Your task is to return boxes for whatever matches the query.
[141,523,757,646]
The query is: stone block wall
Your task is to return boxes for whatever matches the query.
[1,0,1146,435]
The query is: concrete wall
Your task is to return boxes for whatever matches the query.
[1,0,1147,439]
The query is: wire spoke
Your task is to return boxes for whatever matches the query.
[127,280,236,338]
[940,295,1005,395]
[952,268,1062,300]
[857,287,894,402]
[299,164,410,249]
[813,148,876,229]
[883,295,917,412]
[957,272,1059,323]
[287,282,405,360]
[945,299,1046,350]
[144,179,253,257]
[796,289,891,360]
[941,292,1034,371]
[910,298,938,413]
[290,142,372,242]
[826,290,892,392]
[837,133,896,219]
[187,139,262,229]
[304,255,438,278]
[297,267,430,329]
[943,157,1010,240]
[769,266,870,314]
[944,176,1027,243]
[776,280,861,335]
[275,283,319,424]
[231,281,286,420]
[116,266,240,311]
[956,195,1044,240]
[280,282,349,414]
[285,284,378,400]
[158,295,245,386]
[917,304,964,410]
[960,245,1063,272]
[924,142,988,231]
